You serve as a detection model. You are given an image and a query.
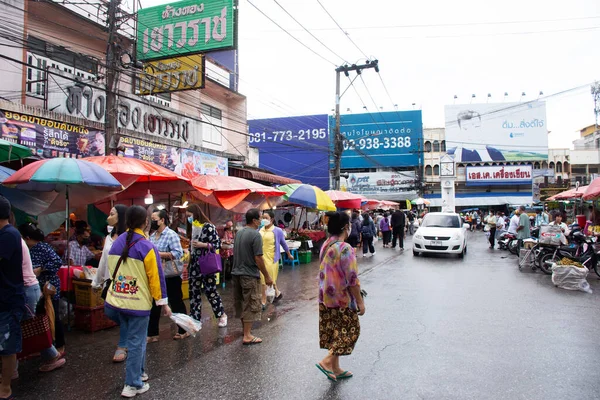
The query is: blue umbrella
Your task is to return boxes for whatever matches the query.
[0,166,54,215]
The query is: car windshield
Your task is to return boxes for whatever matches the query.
[422,214,460,228]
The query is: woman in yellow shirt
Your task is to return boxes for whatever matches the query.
[259,210,292,308]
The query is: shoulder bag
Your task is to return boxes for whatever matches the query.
[17,305,52,360]
[101,238,142,300]
[197,243,222,275]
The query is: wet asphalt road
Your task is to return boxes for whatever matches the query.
[13,232,600,400]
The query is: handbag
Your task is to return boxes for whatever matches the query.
[18,306,52,359]
[101,238,143,300]
[197,243,222,275]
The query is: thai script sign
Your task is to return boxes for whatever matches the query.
[119,136,181,171]
[138,54,205,95]
[342,171,417,200]
[466,165,532,186]
[0,110,104,158]
[176,148,228,178]
[136,0,235,61]
[47,70,202,147]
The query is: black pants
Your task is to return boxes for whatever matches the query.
[346,235,359,248]
[362,236,375,254]
[148,276,187,336]
[52,298,65,349]
[382,231,391,246]
[489,227,496,248]
[391,227,404,249]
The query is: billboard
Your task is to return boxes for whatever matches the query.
[342,171,416,200]
[118,136,181,171]
[136,0,235,61]
[248,115,330,189]
[444,101,548,162]
[176,149,228,179]
[466,165,533,186]
[138,54,205,95]
[0,110,104,158]
[332,110,423,169]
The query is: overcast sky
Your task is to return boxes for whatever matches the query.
[139,0,600,150]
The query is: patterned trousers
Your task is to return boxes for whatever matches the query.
[189,262,225,321]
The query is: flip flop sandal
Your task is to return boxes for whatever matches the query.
[173,332,191,340]
[315,363,337,382]
[113,349,127,363]
[336,371,353,379]
[242,337,263,345]
[146,336,159,344]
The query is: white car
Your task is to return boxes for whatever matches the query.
[412,212,468,258]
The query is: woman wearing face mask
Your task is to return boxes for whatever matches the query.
[147,209,187,342]
[315,211,365,382]
[259,210,292,308]
[186,203,228,328]
[92,204,128,361]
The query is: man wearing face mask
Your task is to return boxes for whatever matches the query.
[259,210,293,308]
[148,209,187,341]
[68,227,99,266]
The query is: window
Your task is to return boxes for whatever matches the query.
[549,162,555,170]
[433,164,440,175]
[556,162,562,173]
[534,162,540,169]
[200,103,222,145]
[424,141,432,152]
[441,140,446,152]
[422,214,460,228]
[425,165,432,176]
[433,140,440,152]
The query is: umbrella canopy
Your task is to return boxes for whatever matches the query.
[0,166,55,215]
[325,190,363,209]
[411,198,431,206]
[0,139,34,162]
[2,158,123,213]
[191,175,286,210]
[84,155,194,201]
[278,184,336,211]
[583,180,600,201]
[380,200,400,209]
[548,186,588,201]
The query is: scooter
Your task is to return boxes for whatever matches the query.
[498,231,517,251]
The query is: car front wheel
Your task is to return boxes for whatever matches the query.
[459,245,467,259]
[413,249,419,256]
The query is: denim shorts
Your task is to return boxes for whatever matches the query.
[0,308,24,355]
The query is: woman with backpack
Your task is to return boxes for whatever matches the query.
[379,212,391,248]
[360,214,377,257]
[346,212,361,249]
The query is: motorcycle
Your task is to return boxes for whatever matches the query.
[497,231,516,251]
[538,231,599,276]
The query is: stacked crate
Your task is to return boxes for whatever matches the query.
[72,278,116,332]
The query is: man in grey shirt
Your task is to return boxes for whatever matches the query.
[232,208,273,345]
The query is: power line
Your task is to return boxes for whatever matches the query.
[316,0,368,59]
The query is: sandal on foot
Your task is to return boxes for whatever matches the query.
[315,363,337,382]
[39,357,66,372]
[336,371,353,379]
[173,332,191,340]
[146,336,159,344]
[113,349,128,363]
[242,337,263,345]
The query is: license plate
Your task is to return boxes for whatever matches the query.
[430,240,443,246]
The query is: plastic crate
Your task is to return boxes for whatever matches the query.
[298,251,312,264]
[72,278,104,308]
[74,305,117,332]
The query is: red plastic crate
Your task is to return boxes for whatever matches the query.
[74,305,117,332]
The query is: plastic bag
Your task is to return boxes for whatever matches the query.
[551,264,593,294]
[266,285,276,303]
[169,313,202,336]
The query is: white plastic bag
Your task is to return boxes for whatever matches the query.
[169,313,202,336]
[266,285,276,303]
[551,264,593,294]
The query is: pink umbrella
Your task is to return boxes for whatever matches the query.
[325,190,363,209]
[583,179,600,200]
[548,186,588,201]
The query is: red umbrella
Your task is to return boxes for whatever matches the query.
[583,179,600,200]
[325,190,363,209]
[85,155,194,202]
[190,175,285,210]
[548,186,588,201]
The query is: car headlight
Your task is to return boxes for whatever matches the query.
[415,234,423,239]
[451,233,461,240]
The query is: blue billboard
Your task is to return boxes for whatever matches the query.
[331,110,423,169]
[248,115,330,189]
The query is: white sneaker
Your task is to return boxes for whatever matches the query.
[121,383,150,398]
[218,314,228,328]
[362,253,366,257]
[141,373,149,382]
[372,252,376,256]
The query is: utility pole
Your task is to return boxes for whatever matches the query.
[332,60,379,190]
[592,82,600,129]
[105,0,121,155]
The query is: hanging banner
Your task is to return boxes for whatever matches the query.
[118,136,181,171]
[136,0,236,61]
[138,54,205,95]
[0,110,104,158]
[177,149,228,178]
[342,171,417,200]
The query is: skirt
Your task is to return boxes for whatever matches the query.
[319,304,360,356]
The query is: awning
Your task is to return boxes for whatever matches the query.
[229,167,301,185]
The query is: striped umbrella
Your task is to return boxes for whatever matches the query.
[277,184,336,211]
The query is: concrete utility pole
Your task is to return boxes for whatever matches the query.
[105,0,121,155]
[332,60,379,190]
[592,82,600,129]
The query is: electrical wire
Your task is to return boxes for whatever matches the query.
[315,0,369,59]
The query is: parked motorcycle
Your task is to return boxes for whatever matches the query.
[538,231,599,276]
